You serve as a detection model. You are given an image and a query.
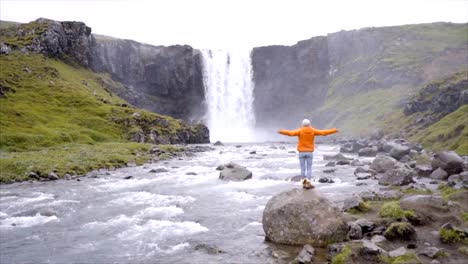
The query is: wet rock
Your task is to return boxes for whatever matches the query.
[415,165,433,177]
[384,222,416,241]
[289,175,303,182]
[123,175,133,179]
[194,243,225,254]
[216,165,225,171]
[337,159,351,165]
[323,153,349,161]
[288,151,296,154]
[149,168,168,173]
[430,168,449,181]
[263,188,348,246]
[64,174,72,180]
[127,161,137,167]
[350,160,364,166]
[47,172,59,180]
[213,141,224,146]
[325,161,336,167]
[249,151,256,154]
[358,147,378,157]
[294,244,315,264]
[389,247,408,258]
[370,155,398,173]
[235,145,242,148]
[39,209,57,217]
[322,169,335,173]
[419,246,442,259]
[432,151,464,176]
[356,182,368,186]
[378,167,415,186]
[347,222,363,240]
[318,177,334,183]
[186,172,197,175]
[354,166,376,176]
[219,162,252,181]
[28,172,40,180]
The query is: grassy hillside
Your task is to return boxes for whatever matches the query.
[0,52,195,182]
[313,23,467,155]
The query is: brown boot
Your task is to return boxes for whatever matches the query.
[302,178,314,189]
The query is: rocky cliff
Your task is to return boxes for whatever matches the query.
[252,23,468,133]
[0,18,206,121]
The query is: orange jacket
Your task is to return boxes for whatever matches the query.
[279,126,338,152]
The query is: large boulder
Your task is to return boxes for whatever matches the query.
[432,151,464,176]
[377,167,414,186]
[263,189,348,246]
[400,195,448,223]
[219,163,252,181]
[370,155,398,173]
[358,147,378,157]
[430,168,449,181]
[388,143,410,160]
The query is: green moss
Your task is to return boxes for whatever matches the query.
[434,250,449,258]
[159,145,182,153]
[438,184,461,201]
[158,153,172,160]
[0,142,152,182]
[346,201,371,215]
[439,228,468,244]
[331,245,352,264]
[401,188,432,195]
[392,253,421,264]
[380,201,417,220]
[384,222,416,240]
[458,246,468,256]
[462,212,468,223]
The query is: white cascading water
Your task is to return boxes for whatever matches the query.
[201,49,256,142]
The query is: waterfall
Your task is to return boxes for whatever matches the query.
[201,49,256,142]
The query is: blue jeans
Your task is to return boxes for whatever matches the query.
[299,152,313,179]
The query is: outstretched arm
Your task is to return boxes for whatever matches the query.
[314,128,338,136]
[278,129,300,136]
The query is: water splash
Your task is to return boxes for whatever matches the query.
[201,49,256,142]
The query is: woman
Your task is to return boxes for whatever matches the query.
[278,119,338,189]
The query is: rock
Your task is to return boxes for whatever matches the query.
[378,167,415,186]
[294,244,315,264]
[360,190,403,201]
[356,182,368,186]
[323,153,349,161]
[288,151,296,154]
[219,162,252,181]
[354,166,376,176]
[389,247,408,258]
[325,161,336,167]
[384,222,416,241]
[355,219,376,233]
[419,246,442,259]
[0,42,11,54]
[370,155,398,173]
[347,222,363,240]
[342,195,367,212]
[361,240,387,255]
[215,165,225,171]
[186,172,197,175]
[194,243,225,254]
[319,177,334,183]
[371,235,386,243]
[400,195,448,223]
[358,147,378,157]
[235,145,242,148]
[213,141,224,146]
[149,168,168,173]
[415,165,433,177]
[399,155,412,163]
[350,160,364,166]
[262,189,348,246]
[432,151,464,175]
[389,143,411,160]
[249,151,256,154]
[289,175,303,182]
[127,161,137,167]
[430,168,449,181]
[336,159,351,165]
[323,169,335,174]
[47,172,59,180]
[123,175,133,179]
[64,174,72,180]
[28,172,40,180]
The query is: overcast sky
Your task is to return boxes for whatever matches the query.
[1,0,467,49]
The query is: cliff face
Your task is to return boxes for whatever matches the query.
[0,18,206,122]
[252,37,330,129]
[91,36,205,120]
[252,23,468,133]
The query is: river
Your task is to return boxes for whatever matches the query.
[0,143,380,263]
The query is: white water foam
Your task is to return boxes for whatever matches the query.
[118,220,209,241]
[201,49,256,142]
[0,213,58,229]
[5,192,55,207]
[83,214,137,229]
[137,206,184,219]
[110,192,195,207]
[225,191,270,202]
[146,242,190,255]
